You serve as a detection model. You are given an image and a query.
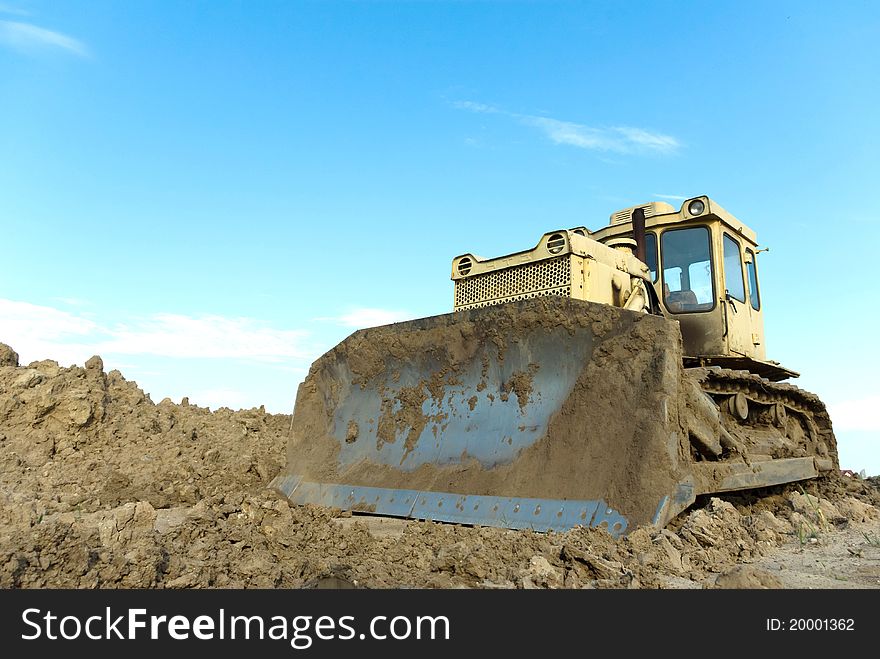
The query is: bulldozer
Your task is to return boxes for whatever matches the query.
[271,196,837,536]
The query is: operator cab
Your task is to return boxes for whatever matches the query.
[593,196,795,381]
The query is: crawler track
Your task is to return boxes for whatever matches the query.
[687,366,838,472]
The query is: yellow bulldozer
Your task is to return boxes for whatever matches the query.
[271,196,837,536]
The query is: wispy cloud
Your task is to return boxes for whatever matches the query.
[0,20,89,57]
[97,314,310,362]
[653,193,688,201]
[0,298,325,413]
[453,100,680,155]
[452,100,500,114]
[521,116,618,151]
[829,395,880,432]
[0,298,101,340]
[613,127,679,152]
[0,299,107,365]
[0,299,310,367]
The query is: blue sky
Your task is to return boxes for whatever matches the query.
[1,1,878,474]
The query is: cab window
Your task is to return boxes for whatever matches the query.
[723,233,746,303]
[644,232,658,282]
[745,248,761,311]
[660,226,714,313]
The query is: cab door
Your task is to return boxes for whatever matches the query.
[742,247,766,360]
[658,225,726,357]
[721,232,752,357]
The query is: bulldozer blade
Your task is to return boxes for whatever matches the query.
[272,297,699,536]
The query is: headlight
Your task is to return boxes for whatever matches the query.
[688,199,705,216]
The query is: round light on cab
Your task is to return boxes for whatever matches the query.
[688,199,705,216]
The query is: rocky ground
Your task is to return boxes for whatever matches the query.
[1,342,878,589]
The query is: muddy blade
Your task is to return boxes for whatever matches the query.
[271,297,696,536]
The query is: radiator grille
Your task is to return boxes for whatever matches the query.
[454,256,572,310]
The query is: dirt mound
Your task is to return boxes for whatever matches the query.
[1,342,878,589]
